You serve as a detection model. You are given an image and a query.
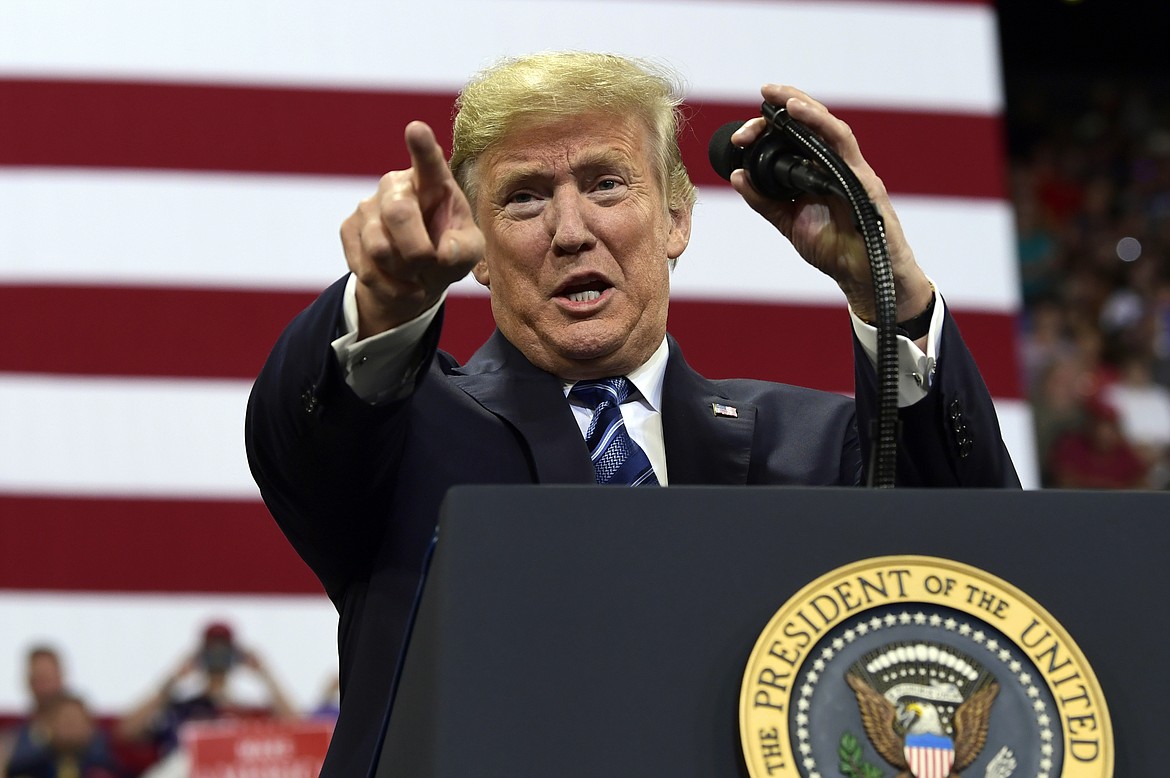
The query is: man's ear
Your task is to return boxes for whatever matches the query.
[667,206,692,260]
[472,259,490,288]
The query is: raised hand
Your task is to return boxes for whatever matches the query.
[340,121,485,338]
[729,85,933,323]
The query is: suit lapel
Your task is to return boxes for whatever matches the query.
[447,331,755,485]
[660,336,756,485]
[449,331,595,484]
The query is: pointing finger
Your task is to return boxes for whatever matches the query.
[404,121,452,203]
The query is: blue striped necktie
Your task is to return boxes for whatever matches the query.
[570,376,659,486]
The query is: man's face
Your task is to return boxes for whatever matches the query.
[49,700,93,754]
[471,112,691,380]
[28,654,63,707]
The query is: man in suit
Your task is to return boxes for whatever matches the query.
[245,52,1018,776]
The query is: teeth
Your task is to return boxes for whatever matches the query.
[568,290,602,303]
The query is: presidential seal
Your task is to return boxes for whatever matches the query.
[740,557,1111,778]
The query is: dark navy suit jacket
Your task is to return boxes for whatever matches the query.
[245,275,1019,776]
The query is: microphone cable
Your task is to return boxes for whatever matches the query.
[725,103,901,487]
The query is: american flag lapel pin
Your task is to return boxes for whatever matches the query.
[712,403,738,418]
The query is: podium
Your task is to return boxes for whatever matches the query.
[375,486,1166,776]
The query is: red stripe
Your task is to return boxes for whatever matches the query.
[0,285,1022,397]
[0,495,321,594]
[668,297,1022,399]
[0,79,1006,199]
[685,101,1006,199]
[0,284,321,381]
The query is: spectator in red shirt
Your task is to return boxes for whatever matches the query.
[1048,396,1148,488]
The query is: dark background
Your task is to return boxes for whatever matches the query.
[997,0,1168,153]
[995,0,1170,489]
[997,1,1166,77]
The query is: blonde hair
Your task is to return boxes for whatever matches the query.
[450,51,697,217]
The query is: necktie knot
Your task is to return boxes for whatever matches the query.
[570,376,633,411]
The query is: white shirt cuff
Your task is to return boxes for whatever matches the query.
[849,285,944,407]
[329,273,446,404]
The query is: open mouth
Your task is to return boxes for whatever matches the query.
[558,279,611,303]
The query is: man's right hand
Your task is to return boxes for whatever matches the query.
[340,121,484,339]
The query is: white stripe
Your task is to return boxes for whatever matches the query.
[0,591,337,715]
[0,170,1019,310]
[0,0,1001,113]
[0,374,259,499]
[630,468,657,486]
[680,190,1020,311]
[590,417,628,462]
[993,398,1038,489]
[0,375,1038,498]
[0,168,362,291]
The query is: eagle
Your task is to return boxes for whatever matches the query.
[845,672,999,778]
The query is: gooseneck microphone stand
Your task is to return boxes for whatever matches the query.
[709,103,900,487]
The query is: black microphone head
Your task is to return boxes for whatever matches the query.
[708,121,745,182]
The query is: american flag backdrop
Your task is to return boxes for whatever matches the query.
[0,0,1033,716]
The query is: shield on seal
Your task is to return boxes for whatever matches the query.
[904,733,955,778]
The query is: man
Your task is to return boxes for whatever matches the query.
[246,52,1018,775]
[5,695,121,778]
[4,647,81,774]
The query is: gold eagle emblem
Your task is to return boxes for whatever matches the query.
[845,642,999,777]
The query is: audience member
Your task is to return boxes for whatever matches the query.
[1048,397,1148,489]
[4,694,121,778]
[1103,353,1170,486]
[1030,355,1091,486]
[1011,76,1170,488]
[116,623,297,764]
[307,676,340,723]
[3,647,72,773]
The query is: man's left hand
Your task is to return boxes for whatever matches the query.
[729,84,933,323]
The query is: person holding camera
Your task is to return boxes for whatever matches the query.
[116,623,297,763]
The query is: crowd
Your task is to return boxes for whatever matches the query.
[1010,75,1170,488]
[1,626,338,778]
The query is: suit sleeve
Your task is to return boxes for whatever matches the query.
[244,275,443,601]
[853,307,1021,487]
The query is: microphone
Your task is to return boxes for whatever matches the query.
[709,104,900,486]
[708,112,841,200]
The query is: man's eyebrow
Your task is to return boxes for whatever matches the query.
[572,148,636,174]
[489,164,550,196]
[488,148,637,196]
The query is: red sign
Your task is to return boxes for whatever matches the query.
[183,719,333,778]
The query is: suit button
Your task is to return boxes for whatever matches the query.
[948,399,972,457]
[958,435,973,458]
[301,388,319,414]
